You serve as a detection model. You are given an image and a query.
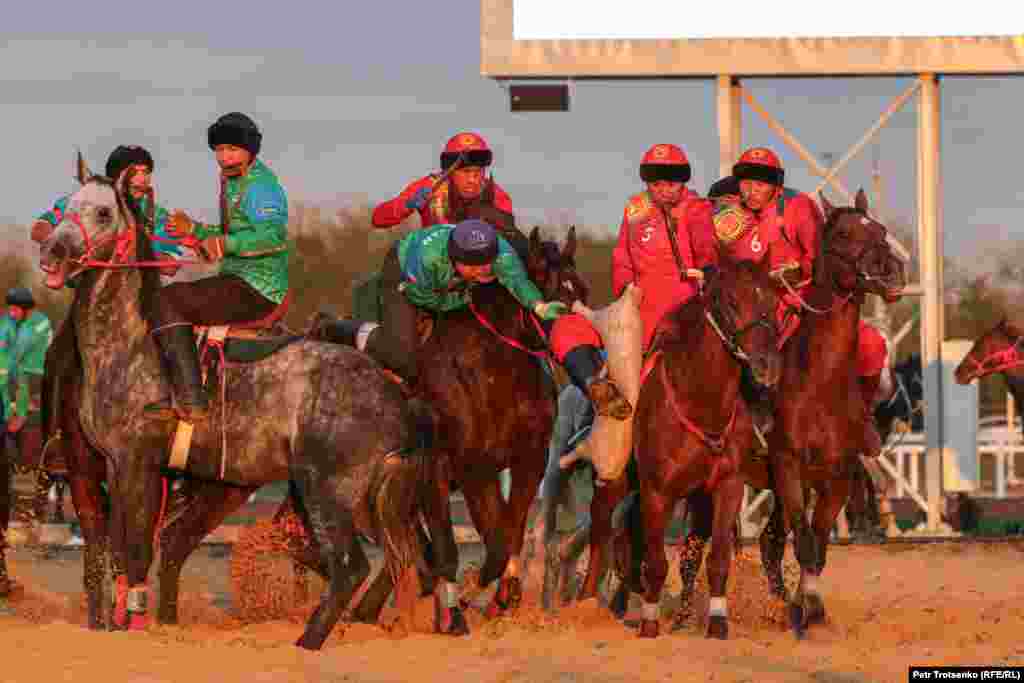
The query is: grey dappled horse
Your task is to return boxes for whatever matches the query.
[37,155,453,650]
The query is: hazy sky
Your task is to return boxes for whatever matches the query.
[1,1,1021,259]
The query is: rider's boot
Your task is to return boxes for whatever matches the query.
[308,314,412,387]
[562,345,632,420]
[145,325,209,423]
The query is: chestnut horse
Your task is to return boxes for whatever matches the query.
[571,257,783,636]
[761,190,905,638]
[338,226,588,625]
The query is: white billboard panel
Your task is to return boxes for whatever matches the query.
[481,0,1024,77]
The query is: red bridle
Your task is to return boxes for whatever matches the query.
[63,210,199,271]
[961,334,1024,382]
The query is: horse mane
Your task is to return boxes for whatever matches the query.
[108,178,162,323]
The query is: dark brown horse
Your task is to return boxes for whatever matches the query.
[632,258,783,639]
[38,157,447,650]
[762,190,905,638]
[335,225,587,627]
[955,317,1024,394]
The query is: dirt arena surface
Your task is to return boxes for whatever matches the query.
[0,540,1022,683]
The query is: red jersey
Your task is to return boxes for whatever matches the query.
[371,175,514,229]
[612,189,717,348]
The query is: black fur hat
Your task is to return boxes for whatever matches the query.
[208,112,262,157]
[105,145,154,181]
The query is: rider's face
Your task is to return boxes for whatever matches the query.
[739,179,779,211]
[451,166,485,199]
[7,306,25,322]
[646,180,685,206]
[454,261,496,283]
[125,164,152,198]
[215,145,253,176]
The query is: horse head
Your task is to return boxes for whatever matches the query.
[955,316,1024,386]
[702,255,784,388]
[816,190,905,303]
[39,151,140,290]
[526,225,589,308]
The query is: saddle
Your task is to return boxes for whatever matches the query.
[169,292,301,474]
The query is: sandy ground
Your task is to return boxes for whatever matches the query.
[0,540,1022,683]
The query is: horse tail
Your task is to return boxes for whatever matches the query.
[369,397,439,585]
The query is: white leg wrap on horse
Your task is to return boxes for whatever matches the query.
[642,601,659,621]
[439,581,459,609]
[801,573,820,596]
[355,323,380,352]
[126,586,148,613]
[708,597,728,618]
[506,555,521,578]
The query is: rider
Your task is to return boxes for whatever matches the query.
[711,146,884,457]
[310,219,567,385]
[0,287,53,596]
[371,132,526,257]
[549,143,717,420]
[31,145,182,265]
[147,112,289,423]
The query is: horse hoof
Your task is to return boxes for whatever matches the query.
[436,606,470,636]
[610,587,629,620]
[638,618,660,639]
[804,594,826,625]
[788,603,806,640]
[706,615,728,640]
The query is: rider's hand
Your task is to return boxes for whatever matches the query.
[405,187,432,211]
[685,268,705,281]
[197,236,226,262]
[167,210,196,237]
[533,300,569,321]
[6,416,26,433]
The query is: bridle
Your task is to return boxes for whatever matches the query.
[961,325,1024,381]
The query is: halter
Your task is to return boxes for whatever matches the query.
[961,330,1024,381]
[703,278,776,365]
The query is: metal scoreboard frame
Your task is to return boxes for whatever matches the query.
[481,0,1024,533]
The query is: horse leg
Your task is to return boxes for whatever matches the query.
[758,493,789,602]
[705,476,745,640]
[459,476,508,595]
[771,451,817,639]
[485,458,545,619]
[672,490,712,632]
[805,475,853,626]
[109,457,163,631]
[637,487,673,639]
[577,473,628,603]
[156,480,256,625]
[67,466,110,630]
[296,516,368,651]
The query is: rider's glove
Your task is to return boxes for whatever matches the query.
[533,300,569,321]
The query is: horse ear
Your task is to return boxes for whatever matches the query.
[817,191,835,219]
[855,188,870,213]
[563,225,577,260]
[76,148,93,185]
[529,226,542,252]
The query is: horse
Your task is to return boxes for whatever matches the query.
[335,225,588,626]
[758,189,905,638]
[567,257,783,638]
[37,154,450,650]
